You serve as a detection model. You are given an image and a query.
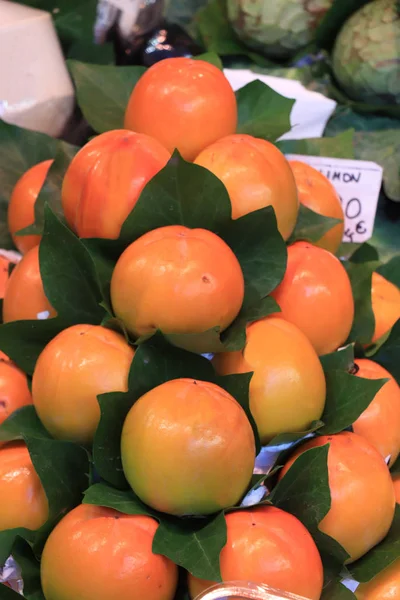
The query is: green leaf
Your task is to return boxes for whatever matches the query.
[68,61,146,133]
[221,295,280,351]
[18,142,78,237]
[0,529,34,566]
[371,319,400,385]
[319,370,387,435]
[67,41,114,65]
[345,258,380,345]
[84,482,226,581]
[349,242,379,264]
[194,52,223,70]
[270,445,349,563]
[93,334,215,489]
[11,538,44,600]
[216,373,260,455]
[118,152,232,246]
[0,583,24,599]
[320,345,355,372]
[0,317,69,375]
[289,204,342,245]
[39,205,107,324]
[0,406,90,558]
[192,0,249,56]
[321,580,357,600]
[0,120,57,249]
[236,80,294,141]
[377,256,400,288]
[278,130,355,160]
[349,504,400,583]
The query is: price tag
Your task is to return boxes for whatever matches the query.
[285,154,383,243]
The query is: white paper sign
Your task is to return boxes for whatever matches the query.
[285,154,383,243]
[223,68,337,141]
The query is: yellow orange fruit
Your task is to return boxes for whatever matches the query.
[280,432,396,563]
[289,160,344,253]
[41,503,178,600]
[195,134,299,240]
[0,353,32,426]
[32,325,135,445]
[121,378,255,516]
[353,359,400,466]
[371,272,400,344]
[2,245,55,323]
[188,506,323,600]
[271,241,354,355]
[213,316,326,443]
[0,442,48,531]
[8,159,53,254]
[124,58,237,161]
[110,225,244,340]
[61,130,170,240]
[0,255,14,299]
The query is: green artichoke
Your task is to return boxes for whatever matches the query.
[227,0,334,60]
[332,0,400,105]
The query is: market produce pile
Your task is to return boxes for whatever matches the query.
[0,56,399,600]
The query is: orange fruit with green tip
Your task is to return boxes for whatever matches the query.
[289,160,344,253]
[32,325,135,445]
[213,316,326,443]
[61,130,170,240]
[121,378,255,516]
[370,272,400,344]
[110,225,244,340]
[0,442,48,531]
[2,245,55,323]
[280,432,395,563]
[8,159,53,254]
[356,558,400,599]
[188,506,323,600]
[271,241,354,355]
[0,353,32,426]
[124,57,237,161]
[40,503,178,600]
[352,359,400,466]
[194,134,299,240]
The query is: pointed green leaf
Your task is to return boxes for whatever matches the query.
[11,538,44,600]
[370,319,400,386]
[0,582,24,599]
[321,580,357,600]
[93,334,215,488]
[68,61,146,133]
[319,370,387,435]
[349,242,380,264]
[236,80,294,141]
[18,142,78,237]
[0,529,34,566]
[0,120,57,249]
[194,52,223,70]
[289,204,342,245]
[349,504,400,582]
[39,205,107,324]
[377,256,400,288]
[345,259,380,345]
[83,482,226,581]
[320,345,355,373]
[0,317,69,375]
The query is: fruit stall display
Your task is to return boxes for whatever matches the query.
[0,45,400,600]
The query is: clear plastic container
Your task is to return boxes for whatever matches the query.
[194,582,311,600]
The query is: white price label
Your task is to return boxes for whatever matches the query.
[285,154,383,244]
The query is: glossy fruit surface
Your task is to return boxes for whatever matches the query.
[195,134,298,240]
[110,225,244,340]
[8,159,52,254]
[121,378,255,516]
[124,58,237,161]
[41,503,178,600]
[353,359,400,466]
[280,432,396,562]
[188,506,323,600]
[289,160,344,253]
[371,272,400,344]
[0,354,32,426]
[0,442,48,531]
[62,130,170,240]
[213,316,326,443]
[0,255,13,298]
[271,241,354,355]
[32,325,134,445]
[2,245,55,323]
